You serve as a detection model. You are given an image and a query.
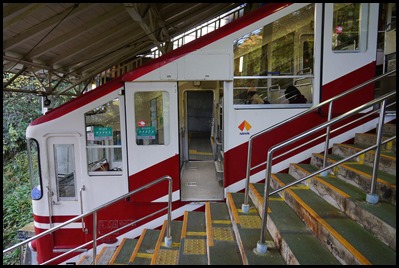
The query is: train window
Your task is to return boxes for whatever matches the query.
[27,138,42,200]
[85,98,123,174]
[54,144,77,201]
[233,4,314,107]
[134,91,170,146]
[332,3,369,52]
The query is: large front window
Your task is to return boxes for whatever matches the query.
[28,139,42,200]
[233,4,314,107]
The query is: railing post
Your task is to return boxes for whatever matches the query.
[320,101,333,176]
[164,176,173,247]
[254,150,274,255]
[242,138,253,213]
[366,100,386,204]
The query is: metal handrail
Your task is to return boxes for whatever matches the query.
[255,90,395,254]
[248,100,396,172]
[3,175,174,265]
[242,69,396,211]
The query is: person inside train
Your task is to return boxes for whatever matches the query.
[246,87,266,104]
[284,84,308,104]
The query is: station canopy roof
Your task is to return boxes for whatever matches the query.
[3,3,243,97]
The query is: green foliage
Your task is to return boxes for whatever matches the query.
[3,72,73,163]
[3,92,42,162]
[3,72,74,265]
[3,151,33,265]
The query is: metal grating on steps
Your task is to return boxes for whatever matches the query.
[213,227,234,241]
[154,249,179,265]
[239,215,262,229]
[183,239,207,255]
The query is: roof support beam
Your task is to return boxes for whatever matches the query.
[124,3,168,55]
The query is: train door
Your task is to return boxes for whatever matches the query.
[46,134,87,248]
[124,82,179,184]
[179,84,224,201]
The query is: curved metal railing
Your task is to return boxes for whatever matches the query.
[3,175,174,265]
[241,69,396,254]
[242,69,396,210]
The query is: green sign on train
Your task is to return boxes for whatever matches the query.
[94,126,113,140]
[137,126,156,139]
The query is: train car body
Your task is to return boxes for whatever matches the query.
[25,3,395,264]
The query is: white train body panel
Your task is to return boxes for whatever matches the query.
[23,3,394,264]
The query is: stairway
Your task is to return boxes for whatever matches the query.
[76,123,396,265]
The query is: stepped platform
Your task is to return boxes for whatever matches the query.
[73,122,396,266]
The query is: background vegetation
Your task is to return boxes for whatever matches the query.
[3,73,72,265]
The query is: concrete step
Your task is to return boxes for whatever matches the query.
[332,143,396,175]
[354,133,396,153]
[95,246,117,264]
[250,183,340,265]
[151,220,183,265]
[128,229,161,265]
[311,153,396,205]
[226,192,287,265]
[270,173,396,264]
[178,211,208,265]
[206,202,243,265]
[289,163,396,251]
[381,123,396,137]
[108,238,138,265]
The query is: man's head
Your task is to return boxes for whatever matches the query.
[247,87,257,95]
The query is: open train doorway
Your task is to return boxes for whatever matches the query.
[179,82,224,201]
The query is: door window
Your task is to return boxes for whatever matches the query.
[332,3,369,52]
[54,144,77,201]
[134,91,170,145]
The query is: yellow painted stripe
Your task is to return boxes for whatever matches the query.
[357,153,365,164]
[289,185,310,190]
[181,211,188,239]
[249,183,263,205]
[136,253,153,259]
[161,241,180,247]
[189,149,213,156]
[272,176,371,265]
[205,202,214,247]
[77,255,89,265]
[227,192,240,224]
[314,153,395,188]
[150,220,167,265]
[237,207,258,213]
[341,163,396,188]
[95,246,107,263]
[269,196,284,201]
[315,176,350,198]
[293,164,350,198]
[129,229,146,263]
[187,231,207,236]
[248,183,272,213]
[213,220,231,224]
[386,141,393,150]
[108,237,128,264]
